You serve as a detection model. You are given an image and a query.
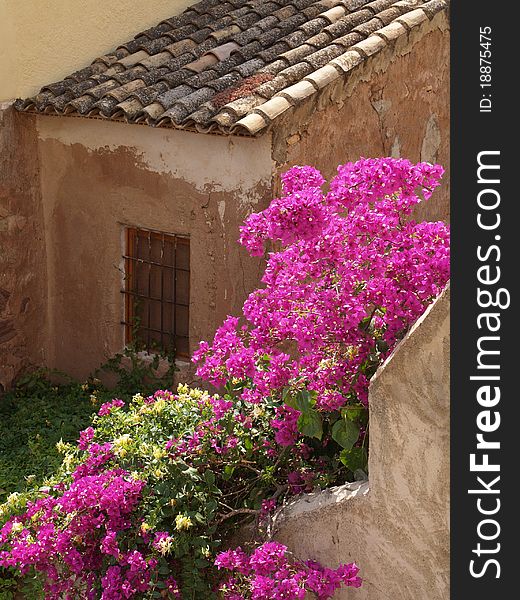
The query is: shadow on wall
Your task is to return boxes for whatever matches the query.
[272,284,450,600]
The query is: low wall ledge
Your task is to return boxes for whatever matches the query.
[274,480,369,527]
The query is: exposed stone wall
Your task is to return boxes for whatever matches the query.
[34,116,273,380]
[271,11,450,223]
[0,105,47,391]
[273,285,450,599]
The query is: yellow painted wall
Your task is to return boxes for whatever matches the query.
[0,0,194,101]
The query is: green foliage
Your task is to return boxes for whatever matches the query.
[285,391,324,441]
[0,349,363,598]
[297,410,323,441]
[0,348,178,598]
[339,447,368,474]
[95,345,177,400]
[331,417,359,450]
[1,384,348,598]
[282,386,368,474]
[0,346,177,505]
[0,571,18,599]
[0,370,94,504]
[0,370,95,598]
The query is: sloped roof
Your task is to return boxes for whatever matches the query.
[15,0,448,136]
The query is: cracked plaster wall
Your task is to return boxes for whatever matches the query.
[31,116,273,381]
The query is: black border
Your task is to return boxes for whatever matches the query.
[451,1,514,595]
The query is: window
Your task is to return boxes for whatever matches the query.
[122,227,189,357]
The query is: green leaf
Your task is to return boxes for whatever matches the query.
[331,418,359,450]
[297,410,323,440]
[204,470,215,485]
[339,447,368,472]
[285,394,305,412]
[359,315,372,332]
[158,563,171,575]
[194,558,210,568]
[222,464,235,481]
[155,581,167,589]
[184,467,200,480]
[285,390,315,413]
[341,406,364,422]
[376,339,389,353]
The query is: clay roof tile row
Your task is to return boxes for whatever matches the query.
[15,0,449,136]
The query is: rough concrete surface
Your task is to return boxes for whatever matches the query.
[273,285,450,599]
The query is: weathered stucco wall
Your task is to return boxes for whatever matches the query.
[274,285,450,599]
[1,6,449,390]
[0,0,194,102]
[272,10,450,223]
[35,116,273,380]
[0,105,47,391]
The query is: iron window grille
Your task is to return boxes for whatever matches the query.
[122,227,190,358]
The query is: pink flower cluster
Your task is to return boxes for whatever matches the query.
[1,158,450,598]
[271,405,299,447]
[239,165,328,257]
[215,541,361,600]
[98,398,125,417]
[194,158,450,443]
[0,448,149,599]
[1,365,362,599]
[78,426,95,450]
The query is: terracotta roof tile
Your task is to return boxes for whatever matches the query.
[324,11,369,36]
[421,0,447,18]
[305,63,341,87]
[330,48,364,71]
[374,20,408,42]
[278,61,316,83]
[304,44,345,69]
[351,34,387,56]
[15,0,449,135]
[185,54,218,73]
[365,0,399,13]
[234,58,266,78]
[321,6,348,23]
[353,16,386,35]
[396,6,429,29]
[207,71,242,92]
[306,31,335,49]
[232,112,268,134]
[277,79,317,103]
